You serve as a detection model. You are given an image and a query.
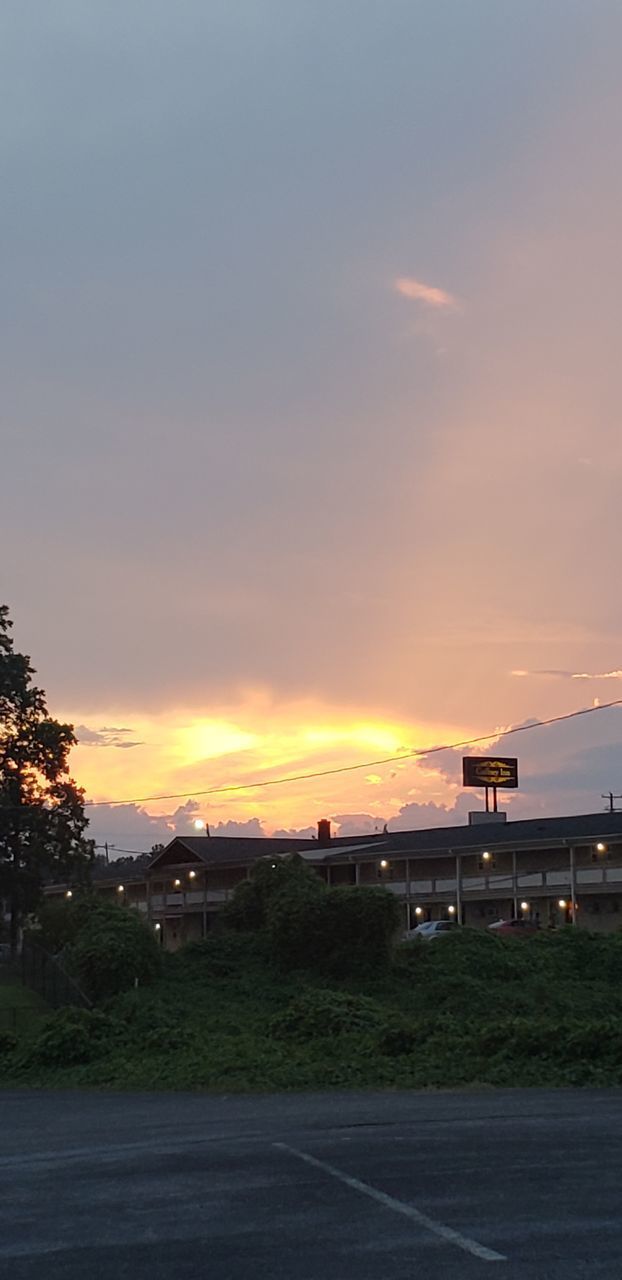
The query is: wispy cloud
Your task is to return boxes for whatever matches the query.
[76,725,144,749]
[511,669,622,681]
[394,276,459,310]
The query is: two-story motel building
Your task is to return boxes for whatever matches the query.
[47,810,622,949]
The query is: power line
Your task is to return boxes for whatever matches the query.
[83,697,622,809]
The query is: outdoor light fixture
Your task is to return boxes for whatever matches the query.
[117,885,124,894]
[520,901,529,912]
[482,851,491,861]
[188,870,196,880]
[65,890,72,899]
[154,922,161,931]
[448,905,456,915]
[596,842,607,853]
[173,878,181,888]
[379,859,389,869]
[415,906,423,916]
[558,899,567,909]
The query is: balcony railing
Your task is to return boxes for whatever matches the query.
[381,865,622,899]
[144,863,622,912]
[149,889,231,910]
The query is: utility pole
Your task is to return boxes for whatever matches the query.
[602,792,622,813]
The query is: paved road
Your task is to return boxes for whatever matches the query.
[1,1088,622,1278]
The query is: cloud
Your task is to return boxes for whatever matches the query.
[272,825,317,840]
[331,812,386,836]
[394,276,459,310]
[76,725,143,749]
[208,818,266,838]
[512,669,622,681]
[84,801,272,854]
[390,795,474,829]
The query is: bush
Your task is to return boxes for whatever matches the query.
[111,991,199,1053]
[67,905,162,1002]
[265,883,327,971]
[269,989,386,1041]
[268,885,401,977]
[317,887,402,977]
[375,1020,419,1057]
[29,894,105,955]
[26,1008,114,1067]
[0,1030,17,1058]
[222,854,325,932]
[174,931,269,978]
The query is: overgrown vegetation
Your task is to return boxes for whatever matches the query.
[4,916,622,1092]
[28,897,162,1001]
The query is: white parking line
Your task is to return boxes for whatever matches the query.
[274,1142,507,1263]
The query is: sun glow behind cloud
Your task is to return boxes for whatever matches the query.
[64,696,467,835]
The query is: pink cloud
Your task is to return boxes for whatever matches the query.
[512,669,622,681]
[394,276,459,309]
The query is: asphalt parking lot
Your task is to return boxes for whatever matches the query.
[1,1088,622,1279]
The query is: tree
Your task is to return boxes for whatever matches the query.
[222,853,325,932]
[66,901,161,1001]
[0,606,93,949]
[267,886,401,977]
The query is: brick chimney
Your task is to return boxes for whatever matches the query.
[317,818,332,846]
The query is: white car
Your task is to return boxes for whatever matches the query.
[404,919,459,941]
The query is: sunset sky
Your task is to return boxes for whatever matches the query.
[2,2,622,852]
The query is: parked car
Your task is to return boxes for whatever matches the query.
[404,919,459,941]
[487,918,540,937]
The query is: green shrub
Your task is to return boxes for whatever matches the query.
[222,854,325,932]
[269,989,386,1041]
[174,932,269,978]
[265,884,327,971]
[111,992,199,1052]
[29,894,106,955]
[67,905,161,1001]
[268,885,401,977]
[0,1030,17,1058]
[26,1008,114,1067]
[376,1020,419,1057]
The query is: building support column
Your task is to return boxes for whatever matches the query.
[569,846,577,925]
[455,852,462,925]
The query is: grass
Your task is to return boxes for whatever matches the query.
[3,928,622,1091]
